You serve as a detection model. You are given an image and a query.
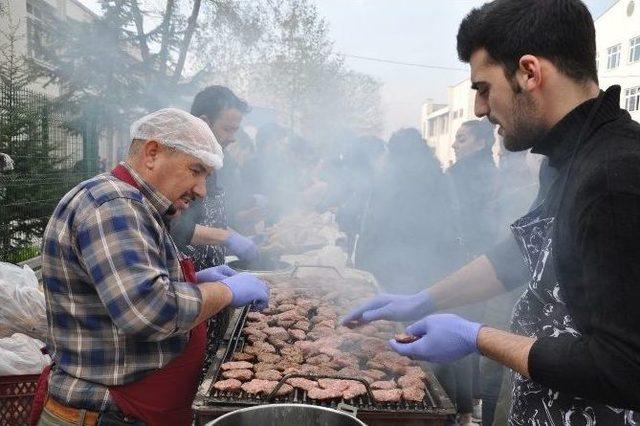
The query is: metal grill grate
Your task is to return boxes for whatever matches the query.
[193,307,455,424]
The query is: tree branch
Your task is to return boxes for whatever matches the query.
[172,0,202,82]
[130,0,150,63]
[158,0,175,75]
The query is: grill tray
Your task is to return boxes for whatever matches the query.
[194,307,455,425]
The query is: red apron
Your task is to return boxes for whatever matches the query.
[31,165,206,426]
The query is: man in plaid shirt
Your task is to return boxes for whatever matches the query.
[38,109,269,425]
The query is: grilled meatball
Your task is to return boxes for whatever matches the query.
[307,387,343,400]
[286,377,319,392]
[231,352,256,362]
[213,378,242,392]
[371,380,396,390]
[221,361,253,371]
[394,333,419,343]
[402,387,426,402]
[398,375,426,390]
[343,382,367,400]
[222,369,253,381]
[372,389,402,402]
[255,369,283,381]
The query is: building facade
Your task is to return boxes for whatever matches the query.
[1,0,96,97]
[1,0,129,169]
[596,0,640,123]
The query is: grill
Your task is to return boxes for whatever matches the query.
[193,307,455,426]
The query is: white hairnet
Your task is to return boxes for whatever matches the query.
[130,108,223,169]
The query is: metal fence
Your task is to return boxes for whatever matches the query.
[0,87,98,263]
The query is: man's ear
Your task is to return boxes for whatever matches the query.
[141,140,161,170]
[517,55,543,92]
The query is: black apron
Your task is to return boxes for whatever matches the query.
[507,201,638,425]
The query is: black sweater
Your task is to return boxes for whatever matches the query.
[489,86,640,410]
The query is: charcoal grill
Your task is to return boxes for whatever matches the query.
[193,307,455,426]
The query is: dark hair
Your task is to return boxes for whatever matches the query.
[255,123,287,149]
[388,128,441,174]
[457,0,598,84]
[191,85,250,121]
[460,119,495,145]
[388,128,428,160]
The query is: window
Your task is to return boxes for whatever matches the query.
[630,36,640,63]
[439,115,449,134]
[607,44,621,69]
[26,0,53,62]
[428,119,436,137]
[625,86,640,112]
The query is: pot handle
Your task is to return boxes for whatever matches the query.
[337,403,358,418]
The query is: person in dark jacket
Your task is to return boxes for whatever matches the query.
[343,0,640,422]
[241,123,300,225]
[449,119,501,263]
[329,135,385,262]
[442,119,501,425]
[355,128,457,293]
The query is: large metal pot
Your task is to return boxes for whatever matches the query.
[205,403,367,426]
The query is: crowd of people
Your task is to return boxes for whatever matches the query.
[34,0,640,425]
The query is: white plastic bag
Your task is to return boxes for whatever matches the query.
[0,262,47,341]
[0,333,50,375]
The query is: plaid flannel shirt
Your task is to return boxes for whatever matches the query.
[41,163,203,412]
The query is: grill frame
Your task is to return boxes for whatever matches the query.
[193,307,455,425]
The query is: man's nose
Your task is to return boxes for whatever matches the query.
[474,93,489,118]
[194,178,207,199]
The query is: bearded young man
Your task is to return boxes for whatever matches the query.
[342,0,640,423]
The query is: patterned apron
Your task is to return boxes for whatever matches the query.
[183,185,228,270]
[179,180,230,378]
[508,202,638,425]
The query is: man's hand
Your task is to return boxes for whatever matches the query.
[221,273,269,310]
[196,265,237,283]
[388,314,482,363]
[224,232,259,262]
[340,290,434,325]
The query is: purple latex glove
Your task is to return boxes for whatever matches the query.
[221,273,270,310]
[388,314,483,363]
[340,290,434,325]
[196,265,237,283]
[224,232,259,262]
